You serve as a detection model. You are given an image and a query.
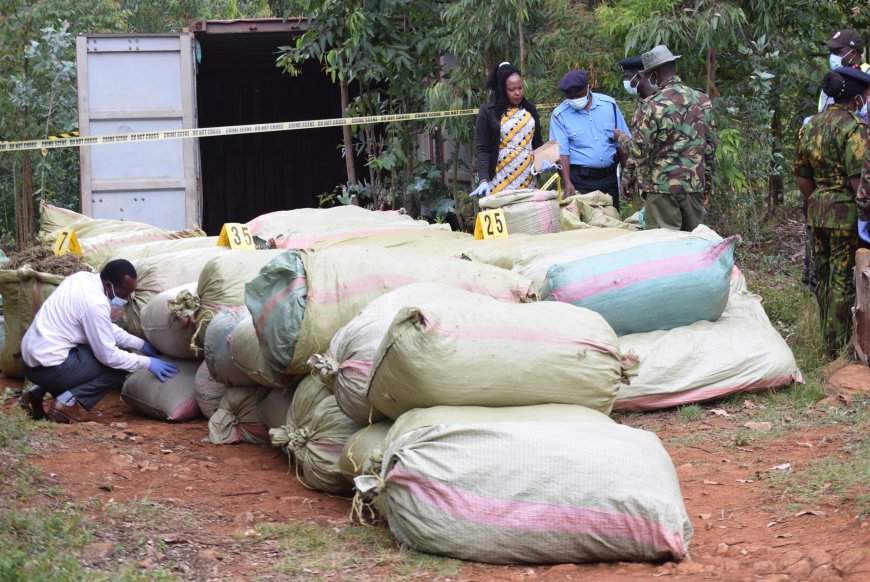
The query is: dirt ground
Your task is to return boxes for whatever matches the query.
[2,371,868,582]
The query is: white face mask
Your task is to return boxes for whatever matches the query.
[567,95,589,110]
[623,78,638,96]
[829,51,853,71]
[107,282,128,308]
[858,96,868,118]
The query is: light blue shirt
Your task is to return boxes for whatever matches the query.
[549,92,631,168]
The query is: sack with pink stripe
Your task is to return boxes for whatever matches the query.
[246,247,537,376]
[121,358,202,421]
[355,420,692,564]
[543,236,737,335]
[308,283,499,424]
[368,301,635,418]
[479,188,561,235]
[269,375,365,494]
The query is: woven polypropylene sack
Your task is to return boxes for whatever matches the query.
[614,281,803,411]
[544,236,737,335]
[111,236,220,263]
[309,283,499,424]
[246,205,443,249]
[339,421,393,479]
[126,246,228,339]
[0,269,65,378]
[229,313,300,389]
[559,195,634,231]
[78,228,206,271]
[368,300,631,419]
[205,309,254,387]
[141,282,199,359]
[386,404,613,445]
[356,422,692,564]
[282,247,537,374]
[121,358,202,421]
[269,375,364,494]
[244,251,308,377]
[170,249,286,352]
[479,189,561,235]
[257,388,297,429]
[194,360,227,419]
[208,386,271,444]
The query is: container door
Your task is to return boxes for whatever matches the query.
[76,34,200,230]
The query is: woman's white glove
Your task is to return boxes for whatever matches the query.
[469,180,492,198]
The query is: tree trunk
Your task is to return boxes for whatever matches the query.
[340,77,358,203]
[518,13,526,73]
[853,248,870,365]
[706,46,717,96]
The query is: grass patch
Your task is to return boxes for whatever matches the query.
[675,404,705,423]
[253,520,460,580]
[765,435,870,517]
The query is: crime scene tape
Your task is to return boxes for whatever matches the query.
[48,130,80,140]
[0,105,556,153]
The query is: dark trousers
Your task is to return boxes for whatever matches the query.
[811,227,859,358]
[802,199,818,291]
[22,345,129,410]
[569,166,620,212]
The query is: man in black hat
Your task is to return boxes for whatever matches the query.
[619,56,656,100]
[821,28,870,113]
[549,70,631,211]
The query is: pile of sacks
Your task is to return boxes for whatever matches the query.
[3,202,805,566]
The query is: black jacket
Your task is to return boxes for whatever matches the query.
[475,99,543,182]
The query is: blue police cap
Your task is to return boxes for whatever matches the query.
[618,56,644,72]
[558,70,588,93]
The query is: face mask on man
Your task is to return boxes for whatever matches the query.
[623,75,638,96]
[858,96,868,119]
[830,50,853,71]
[567,95,589,110]
[107,282,128,308]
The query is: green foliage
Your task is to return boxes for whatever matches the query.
[675,404,705,422]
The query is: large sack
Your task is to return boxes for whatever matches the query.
[229,313,300,389]
[112,236,220,263]
[245,205,444,249]
[247,247,538,375]
[614,274,803,411]
[560,195,633,231]
[269,375,364,494]
[78,228,206,271]
[520,226,724,294]
[169,250,285,351]
[462,228,630,275]
[38,203,156,243]
[356,421,692,564]
[543,236,737,335]
[126,247,228,338]
[141,282,200,359]
[194,360,227,419]
[306,229,473,258]
[386,404,612,443]
[0,269,65,378]
[574,191,621,220]
[205,309,254,387]
[309,283,498,424]
[257,388,297,429]
[208,386,271,445]
[479,189,561,235]
[120,358,201,421]
[339,421,393,479]
[368,301,633,419]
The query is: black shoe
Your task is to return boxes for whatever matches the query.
[18,387,46,421]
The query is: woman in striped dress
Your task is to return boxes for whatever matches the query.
[471,62,543,198]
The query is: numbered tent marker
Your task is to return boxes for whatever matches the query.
[473,209,509,240]
[217,223,255,250]
[52,228,82,256]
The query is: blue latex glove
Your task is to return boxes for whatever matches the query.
[469,180,491,198]
[141,341,161,358]
[148,358,178,382]
[860,220,870,244]
[539,160,559,172]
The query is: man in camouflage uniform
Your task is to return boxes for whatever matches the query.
[617,56,657,210]
[795,66,870,357]
[617,45,716,231]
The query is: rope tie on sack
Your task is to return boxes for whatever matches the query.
[349,473,385,525]
[307,353,340,385]
[168,289,208,355]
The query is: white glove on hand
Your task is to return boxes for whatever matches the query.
[469,180,492,198]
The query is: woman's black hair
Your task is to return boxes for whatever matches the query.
[822,71,867,105]
[485,61,524,116]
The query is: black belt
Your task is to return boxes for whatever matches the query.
[570,163,617,179]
